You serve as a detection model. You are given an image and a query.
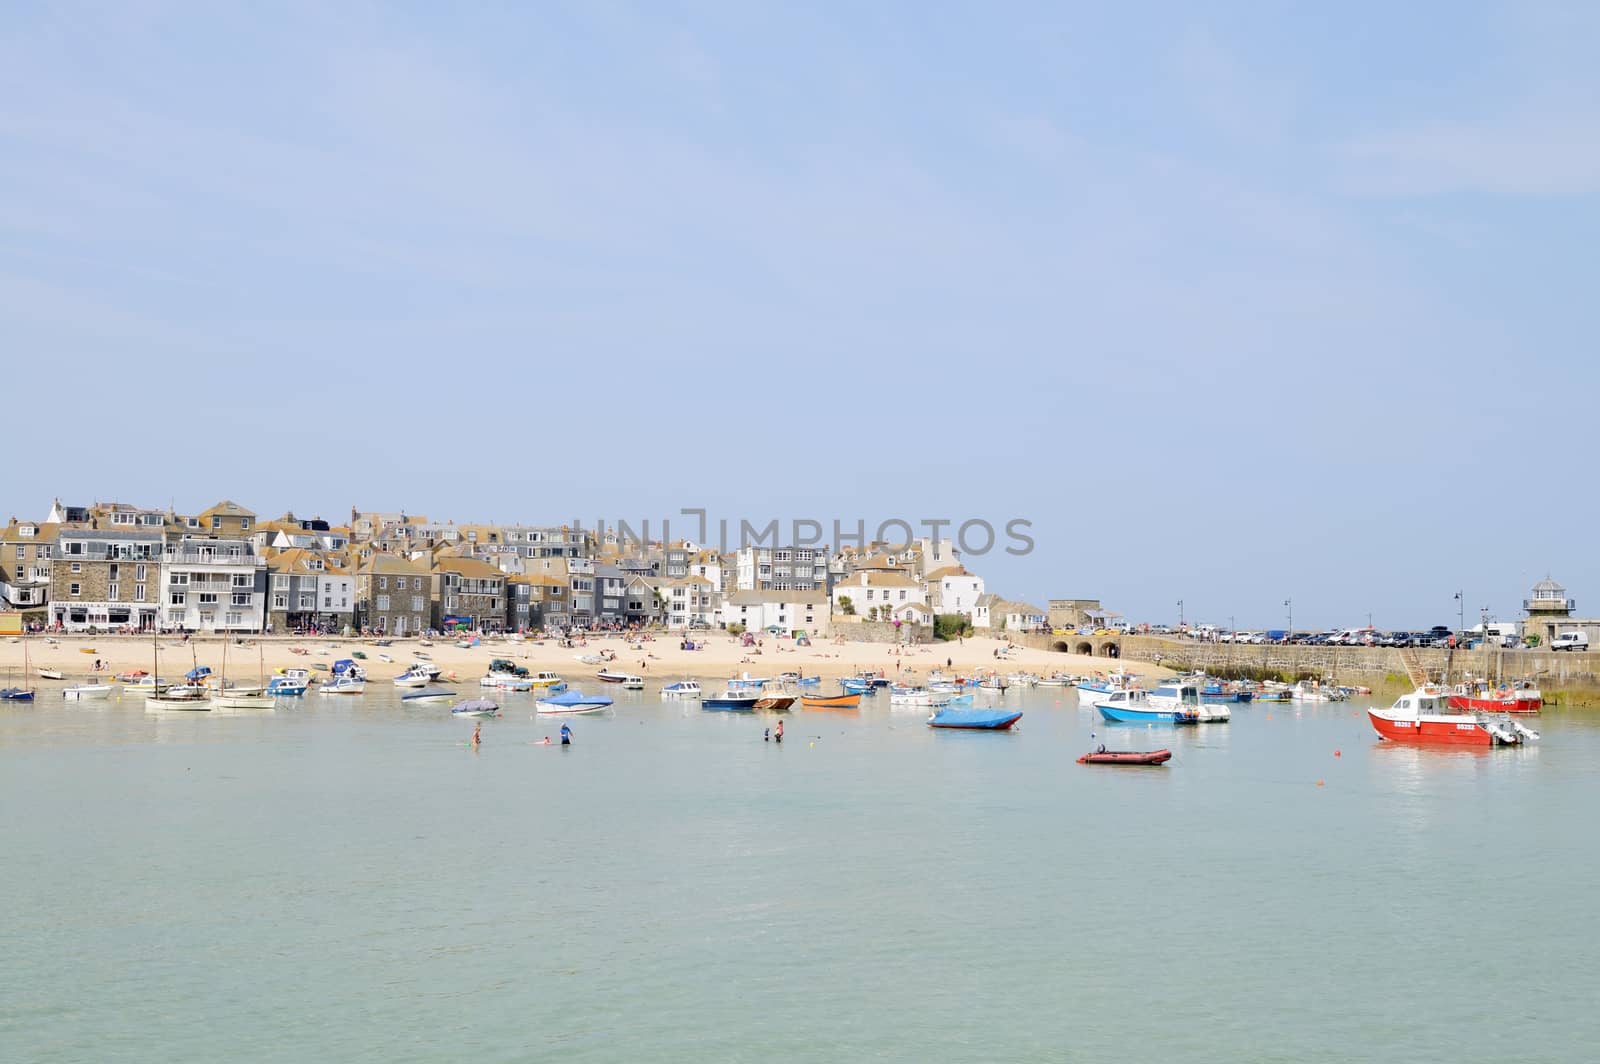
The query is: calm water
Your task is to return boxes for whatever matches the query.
[2,685,1596,1063]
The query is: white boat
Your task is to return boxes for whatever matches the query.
[211,691,276,710]
[392,664,434,688]
[401,687,454,704]
[662,681,702,699]
[146,691,210,711]
[318,675,367,695]
[38,668,64,681]
[63,682,114,700]
[1006,672,1039,687]
[267,669,310,696]
[889,688,947,708]
[451,698,500,717]
[619,675,645,690]
[1292,680,1345,703]
[480,673,534,691]
[1147,682,1231,722]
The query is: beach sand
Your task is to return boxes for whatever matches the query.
[2,631,1168,688]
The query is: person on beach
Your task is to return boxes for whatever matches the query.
[560,722,572,746]
[764,727,770,742]
[774,719,784,744]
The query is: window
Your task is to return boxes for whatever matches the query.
[199,593,218,605]
[225,612,243,626]
[411,596,423,611]
[70,562,81,574]
[273,575,290,589]
[69,583,81,596]
[136,564,147,581]
[66,541,83,555]
[241,518,251,530]
[135,585,146,602]
[273,594,287,609]
[211,516,221,530]
[170,573,189,586]
[13,546,21,560]
[170,592,187,606]
[233,593,251,606]
[324,597,332,608]
[413,577,422,591]
[376,595,390,610]
[108,583,119,599]
[378,577,388,591]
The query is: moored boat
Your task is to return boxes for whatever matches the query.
[703,692,760,711]
[1448,681,1542,715]
[753,695,795,710]
[1077,747,1173,765]
[1369,686,1539,746]
[37,668,64,681]
[662,681,702,699]
[927,708,1023,730]
[401,687,454,704]
[392,664,435,688]
[1093,689,1174,723]
[596,669,632,684]
[801,692,862,710]
[318,674,366,695]
[1147,682,1231,723]
[536,688,615,715]
[267,668,310,696]
[451,698,501,718]
[63,682,114,700]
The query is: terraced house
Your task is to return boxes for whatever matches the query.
[161,535,267,632]
[354,554,431,636]
[432,556,507,631]
[48,527,163,631]
[266,548,354,634]
[3,520,58,626]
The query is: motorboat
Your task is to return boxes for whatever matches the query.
[1448,681,1543,715]
[267,669,310,696]
[1092,688,1181,723]
[927,708,1023,730]
[536,689,615,715]
[1369,686,1539,747]
[1146,682,1231,723]
[662,681,702,699]
[401,687,455,704]
[703,692,760,711]
[1292,680,1346,703]
[753,695,795,710]
[451,699,500,718]
[63,682,114,700]
[596,669,633,684]
[392,664,435,688]
[37,668,64,681]
[1077,748,1173,765]
[619,675,645,690]
[318,674,366,695]
[1,687,37,703]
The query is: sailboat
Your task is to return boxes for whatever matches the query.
[211,638,274,710]
[2,634,37,702]
[147,627,208,711]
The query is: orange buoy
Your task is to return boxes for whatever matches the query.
[1316,780,1324,786]
[1334,750,1342,757]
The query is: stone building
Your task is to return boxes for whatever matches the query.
[2,520,58,625]
[1522,576,1600,647]
[431,556,507,631]
[266,549,355,634]
[48,527,163,631]
[355,554,432,636]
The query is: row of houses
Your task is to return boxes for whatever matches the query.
[1,500,1060,637]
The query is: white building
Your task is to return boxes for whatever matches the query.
[830,570,926,619]
[720,590,828,636]
[926,565,985,619]
[161,537,267,633]
[665,576,718,629]
[734,546,825,592]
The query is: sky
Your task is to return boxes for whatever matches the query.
[2,2,1596,630]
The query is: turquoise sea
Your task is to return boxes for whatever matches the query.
[3,686,1596,1063]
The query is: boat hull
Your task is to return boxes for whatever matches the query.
[1095,704,1175,723]
[1368,710,1500,746]
[1448,694,1542,714]
[703,697,758,711]
[1078,749,1173,765]
[927,709,1023,730]
[801,693,862,710]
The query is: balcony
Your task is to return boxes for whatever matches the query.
[1525,598,1576,611]
[163,551,264,567]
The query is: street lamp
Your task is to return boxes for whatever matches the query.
[1454,590,1464,634]
[1284,598,1293,638]
[1177,599,1184,628]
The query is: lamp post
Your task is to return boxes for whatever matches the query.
[1454,590,1464,635]
[1284,598,1293,639]
[1177,599,1184,628]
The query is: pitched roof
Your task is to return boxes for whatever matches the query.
[199,499,256,520]
[435,556,506,580]
[725,589,828,606]
[926,565,973,580]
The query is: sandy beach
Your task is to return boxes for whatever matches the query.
[3,631,1168,689]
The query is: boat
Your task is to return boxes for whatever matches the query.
[574,653,603,665]
[1035,674,1075,688]
[1292,680,1346,703]
[37,668,63,681]
[536,688,615,715]
[147,691,210,711]
[1369,685,1539,747]
[596,668,632,684]
[1448,681,1543,715]
[801,692,862,710]
[318,674,367,695]
[619,675,644,690]
[0,687,35,703]
[114,669,149,682]
[727,676,770,690]
[839,678,874,694]
[1146,682,1231,722]
[927,708,1023,730]
[1092,688,1189,723]
[528,671,565,688]
[753,695,795,710]
[1077,748,1173,765]
[63,682,114,700]
[1075,671,1137,700]
[401,687,455,704]
[662,681,702,699]
[392,664,435,688]
[267,668,310,696]
[210,640,276,710]
[451,698,500,717]
[890,688,946,708]
[703,692,760,711]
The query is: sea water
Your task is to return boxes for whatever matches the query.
[2,688,1595,1063]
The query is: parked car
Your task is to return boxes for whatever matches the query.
[1552,632,1590,652]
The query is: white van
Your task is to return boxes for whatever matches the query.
[1551,631,1590,652]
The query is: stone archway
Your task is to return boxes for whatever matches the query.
[1100,641,1120,658]
[1075,641,1093,656]
[1052,640,1071,653]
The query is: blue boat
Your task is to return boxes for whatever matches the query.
[536,688,615,715]
[840,678,873,694]
[0,687,36,703]
[703,693,759,711]
[927,708,1023,730]
[1093,689,1178,723]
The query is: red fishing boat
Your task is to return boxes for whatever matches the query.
[1447,681,1542,714]
[1077,748,1172,765]
[1369,686,1539,747]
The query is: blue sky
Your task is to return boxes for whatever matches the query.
[3,2,1596,629]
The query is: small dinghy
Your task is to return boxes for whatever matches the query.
[536,688,614,715]
[1077,748,1173,765]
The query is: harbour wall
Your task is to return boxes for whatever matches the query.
[1009,632,1600,698]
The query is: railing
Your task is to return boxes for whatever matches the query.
[163,552,264,566]
[1524,598,1575,611]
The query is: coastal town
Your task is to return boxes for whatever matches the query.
[0,498,1080,644]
